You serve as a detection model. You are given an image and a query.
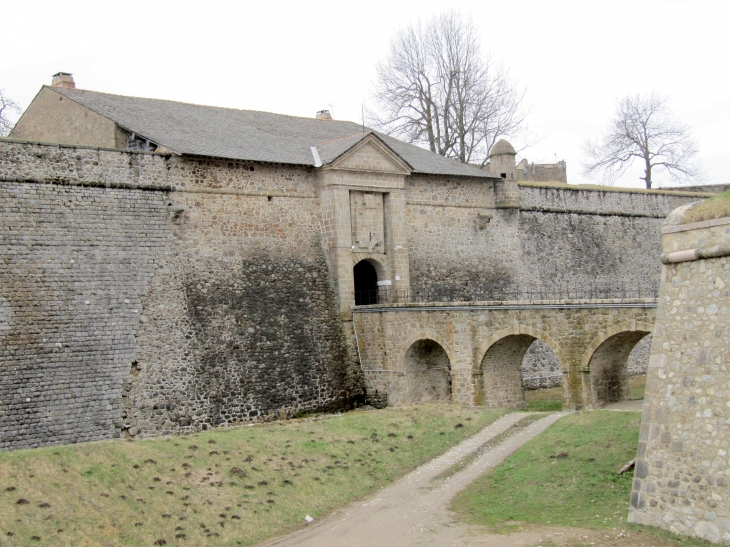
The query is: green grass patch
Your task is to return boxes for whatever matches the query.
[451,411,640,531]
[524,387,564,411]
[0,405,505,546]
[524,375,646,412]
[629,374,647,400]
[681,190,730,224]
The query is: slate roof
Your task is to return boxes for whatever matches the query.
[49,86,497,179]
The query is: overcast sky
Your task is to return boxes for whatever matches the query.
[3,0,728,188]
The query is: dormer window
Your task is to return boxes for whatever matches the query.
[127,131,157,152]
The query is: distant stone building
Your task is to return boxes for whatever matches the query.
[484,138,567,183]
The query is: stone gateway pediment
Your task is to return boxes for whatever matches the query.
[330,135,412,176]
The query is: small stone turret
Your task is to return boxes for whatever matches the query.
[488,139,517,180]
[488,139,520,208]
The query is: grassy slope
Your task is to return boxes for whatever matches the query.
[452,411,641,531]
[451,410,711,546]
[0,405,505,547]
[681,190,730,224]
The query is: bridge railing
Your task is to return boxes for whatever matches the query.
[354,280,659,306]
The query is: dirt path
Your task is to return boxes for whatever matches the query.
[258,412,566,547]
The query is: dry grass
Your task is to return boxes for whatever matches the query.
[681,190,730,224]
[0,405,505,546]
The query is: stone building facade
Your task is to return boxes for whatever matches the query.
[628,206,730,544]
[0,74,718,449]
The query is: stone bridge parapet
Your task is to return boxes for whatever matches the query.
[353,298,656,409]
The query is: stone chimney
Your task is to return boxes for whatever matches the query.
[316,110,332,120]
[51,72,75,89]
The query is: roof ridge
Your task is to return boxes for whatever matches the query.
[48,86,362,126]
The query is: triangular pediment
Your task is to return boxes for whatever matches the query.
[324,133,412,175]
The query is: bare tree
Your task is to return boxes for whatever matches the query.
[0,89,21,137]
[372,12,529,165]
[582,93,704,189]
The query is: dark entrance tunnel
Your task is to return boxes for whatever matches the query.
[354,260,378,305]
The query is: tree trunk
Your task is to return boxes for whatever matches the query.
[643,157,652,189]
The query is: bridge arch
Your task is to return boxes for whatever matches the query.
[473,326,561,408]
[580,321,653,408]
[402,337,453,404]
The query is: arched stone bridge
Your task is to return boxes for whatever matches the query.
[352,298,656,410]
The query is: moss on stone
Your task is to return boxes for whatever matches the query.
[680,190,730,224]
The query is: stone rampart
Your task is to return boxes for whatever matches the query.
[405,176,706,386]
[0,141,360,449]
[0,181,170,449]
[628,211,730,544]
[405,177,708,294]
[0,139,716,449]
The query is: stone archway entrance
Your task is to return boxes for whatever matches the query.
[404,339,451,403]
[354,260,378,305]
[587,331,651,407]
[479,334,542,409]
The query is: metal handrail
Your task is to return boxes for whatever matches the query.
[354,280,658,307]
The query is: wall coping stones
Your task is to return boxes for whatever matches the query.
[661,243,730,264]
[660,215,730,264]
[0,136,163,156]
[661,215,730,234]
[406,200,493,210]
[176,186,317,199]
[518,180,716,199]
[0,176,316,199]
[519,204,667,219]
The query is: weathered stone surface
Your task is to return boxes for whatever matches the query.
[353,302,655,409]
[0,142,362,449]
[0,139,712,450]
[629,213,730,545]
[0,181,170,449]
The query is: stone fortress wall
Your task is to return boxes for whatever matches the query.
[406,177,707,388]
[0,141,358,450]
[629,206,730,545]
[0,139,714,449]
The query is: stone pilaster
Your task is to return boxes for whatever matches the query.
[384,190,410,296]
[319,185,356,318]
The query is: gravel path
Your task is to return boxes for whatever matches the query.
[259,411,567,547]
